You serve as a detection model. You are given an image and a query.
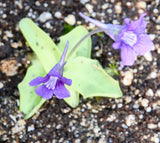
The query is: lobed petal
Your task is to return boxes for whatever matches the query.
[112,41,121,49]
[61,77,72,86]
[29,75,49,86]
[124,18,131,25]
[126,13,147,34]
[120,44,137,67]
[35,85,54,99]
[133,34,154,55]
[54,80,70,99]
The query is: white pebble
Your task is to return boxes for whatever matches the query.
[64,14,76,25]
[2,13,7,18]
[5,31,13,38]
[107,9,112,14]
[107,114,116,122]
[125,96,132,103]
[151,135,159,143]
[102,4,108,9]
[145,88,154,97]
[54,11,62,19]
[148,71,157,79]
[141,98,149,107]
[146,106,151,112]
[125,114,136,126]
[85,4,93,13]
[0,82,4,89]
[43,3,48,7]
[38,12,52,23]
[121,70,134,86]
[61,1,66,5]
[144,52,152,62]
[27,125,35,132]
[136,1,146,9]
[153,8,159,14]
[148,123,157,129]
[35,1,41,6]
[80,0,89,4]
[45,22,51,28]
[155,89,160,97]
[115,2,122,14]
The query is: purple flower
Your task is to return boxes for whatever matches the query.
[79,12,155,67]
[29,41,72,99]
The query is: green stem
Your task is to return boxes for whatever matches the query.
[67,28,105,59]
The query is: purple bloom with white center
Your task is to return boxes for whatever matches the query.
[79,12,155,67]
[29,41,72,99]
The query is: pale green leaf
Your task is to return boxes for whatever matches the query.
[19,18,60,72]
[58,25,92,60]
[18,56,46,119]
[64,57,122,98]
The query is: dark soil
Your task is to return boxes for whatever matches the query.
[0,0,160,143]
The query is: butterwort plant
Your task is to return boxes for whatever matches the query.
[18,17,122,119]
[29,41,72,99]
[79,12,155,67]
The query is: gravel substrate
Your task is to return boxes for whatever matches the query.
[0,0,160,142]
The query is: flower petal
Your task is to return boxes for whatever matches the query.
[35,85,54,99]
[112,41,121,49]
[29,75,49,86]
[53,80,70,99]
[126,13,147,34]
[124,18,131,25]
[120,44,137,67]
[61,77,72,86]
[133,34,154,55]
[79,12,108,29]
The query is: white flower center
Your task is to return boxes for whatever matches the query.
[44,76,58,90]
[121,31,137,47]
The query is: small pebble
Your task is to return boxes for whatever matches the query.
[11,119,26,134]
[147,71,157,79]
[5,31,13,38]
[157,15,160,21]
[147,123,157,129]
[107,8,112,14]
[38,12,52,23]
[0,58,21,76]
[2,13,7,18]
[145,88,154,97]
[80,0,89,4]
[35,1,41,6]
[144,52,152,62]
[141,98,149,107]
[0,82,4,89]
[146,106,151,112]
[64,14,76,25]
[27,125,35,132]
[151,134,159,143]
[125,114,136,126]
[107,114,116,122]
[102,4,108,9]
[125,96,132,104]
[115,2,122,14]
[121,70,134,86]
[155,89,160,97]
[54,11,62,19]
[136,1,146,9]
[85,4,93,13]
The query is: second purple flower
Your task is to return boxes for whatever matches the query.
[79,12,155,67]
